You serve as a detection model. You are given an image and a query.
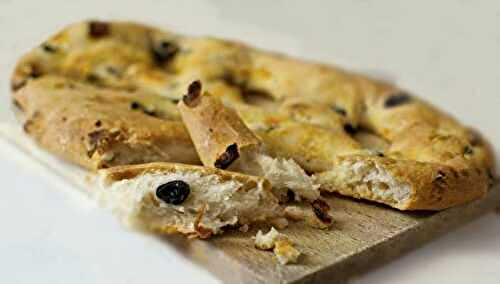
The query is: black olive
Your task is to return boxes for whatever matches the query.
[88,21,110,38]
[214,143,239,169]
[152,40,179,65]
[28,64,42,78]
[86,73,100,83]
[463,145,474,155]
[286,189,296,202]
[343,123,357,135]
[130,101,141,110]
[156,180,190,205]
[129,101,157,117]
[183,80,202,107]
[384,92,412,108]
[332,105,347,116]
[41,43,57,53]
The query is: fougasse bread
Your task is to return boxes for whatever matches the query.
[11,20,495,210]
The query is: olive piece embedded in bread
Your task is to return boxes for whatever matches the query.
[88,21,110,38]
[332,105,347,116]
[343,123,357,135]
[152,40,179,65]
[156,180,190,205]
[384,92,412,108]
[183,80,202,107]
[214,143,239,169]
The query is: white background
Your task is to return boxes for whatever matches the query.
[0,1,499,283]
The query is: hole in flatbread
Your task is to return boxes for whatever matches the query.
[220,72,276,108]
[352,128,390,153]
[242,88,276,109]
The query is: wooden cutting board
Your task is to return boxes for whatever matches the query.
[165,182,500,284]
[1,126,498,284]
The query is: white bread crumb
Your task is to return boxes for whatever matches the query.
[255,227,282,250]
[254,227,301,265]
[274,239,301,265]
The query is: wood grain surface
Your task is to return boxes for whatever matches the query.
[164,182,500,284]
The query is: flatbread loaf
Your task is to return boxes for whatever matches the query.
[11,20,495,210]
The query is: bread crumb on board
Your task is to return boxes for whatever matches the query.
[274,239,301,265]
[254,227,301,264]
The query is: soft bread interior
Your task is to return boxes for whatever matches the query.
[316,159,411,208]
[233,152,320,202]
[96,168,281,237]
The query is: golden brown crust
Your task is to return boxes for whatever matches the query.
[11,20,495,210]
[101,161,271,191]
[316,155,489,210]
[14,76,199,170]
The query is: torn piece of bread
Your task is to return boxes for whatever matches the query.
[314,155,489,210]
[95,162,282,238]
[255,227,282,250]
[274,239,301,265]
[254,227,301,265]
[178,81,320,202]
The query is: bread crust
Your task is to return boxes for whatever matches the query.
[101,162,270,190]
[11,20,495,210]
[14,76,199,170]
[316,155,489,210]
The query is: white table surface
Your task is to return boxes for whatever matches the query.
[0,1,499,283]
